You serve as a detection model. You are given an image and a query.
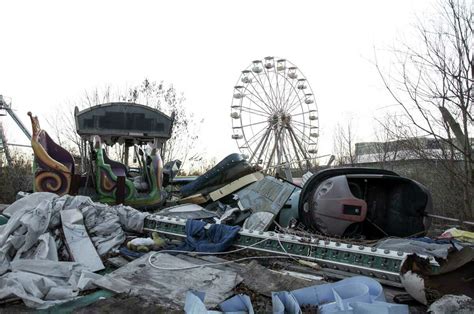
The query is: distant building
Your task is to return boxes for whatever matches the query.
[354,137,473,164]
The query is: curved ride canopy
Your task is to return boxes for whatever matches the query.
[75,102,174,146]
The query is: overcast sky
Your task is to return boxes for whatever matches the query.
[0,0,436,165]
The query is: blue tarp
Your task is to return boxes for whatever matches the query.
[177,220,241,252]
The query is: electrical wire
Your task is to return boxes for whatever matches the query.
[147,234,298,271]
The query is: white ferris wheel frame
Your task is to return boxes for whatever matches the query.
[231,57,319,174]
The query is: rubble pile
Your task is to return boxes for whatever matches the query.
[0,161,472,313]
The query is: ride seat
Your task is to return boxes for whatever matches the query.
[28,112,75,196]
[37,131,75,173]
[102,150,128,177]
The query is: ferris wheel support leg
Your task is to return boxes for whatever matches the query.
[250,127,271,164]
[287,127,304,171]
[266,127,283,173]
[254,128,272,166]
[288,126,311,169]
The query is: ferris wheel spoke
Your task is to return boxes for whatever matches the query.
[274,69,281,109]
[251,71,277,109]
[287,97,307,115]
[282,84,297,111]
[284,90,303,113]
[245,83,274,113]
[244,93,273,115]
[290,122,311,140]
[246,124,271,147]
[291,123,314,145]
[289,110,312,118]
[239,105,270,118]
[285,90,304,115]
[263,68,279,109]
[280,75,288,107]
[240,120,270,129]
[252,70,275,106]
[283,76,301,107]
[290,119,311,129]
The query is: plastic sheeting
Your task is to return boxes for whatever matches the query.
[440,228,474,243]
[376,238,462,259]
[185,291,254,314]
[0,259,92,309]
[0,192,149,308]
[61,209,104,272]
[185,276,407,314]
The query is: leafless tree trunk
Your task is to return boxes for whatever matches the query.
[333,120,357,166]
[375,0,473,218]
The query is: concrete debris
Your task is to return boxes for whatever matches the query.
[428,295,474,314]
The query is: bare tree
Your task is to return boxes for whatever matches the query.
[121,79,201,165]
[333,120,357,166]
[375,0,473,218]
[46,79,201,168]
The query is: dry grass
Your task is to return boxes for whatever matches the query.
[0,153,33,204]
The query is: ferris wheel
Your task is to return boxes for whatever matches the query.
[230,57,319,175]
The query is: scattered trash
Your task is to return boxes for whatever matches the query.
[158,203,218,220]
[185,276,408,314]
[0,259,99,309]
[126,232,166,253]
[61,209,105,272]
[180,153,259,198]
[238,176,296,231]
[272,276,408,314]
[185,291,254,314]
[175,219,240,252]
[439,227,474,243]
[0,193,149,308]
[0,164,471,311]
[376,237,463,259]
[400,246,474,305]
